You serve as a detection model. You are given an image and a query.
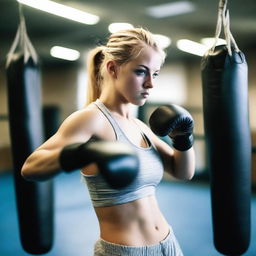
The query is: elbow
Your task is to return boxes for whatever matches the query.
[21,161,59,182]
[183,171,195,181]
[21,164,34,181]
[21,162,41,182]
[171,166,195,181]
[182,166,196,181]
[183,166,196,180]
[175,172,194,181]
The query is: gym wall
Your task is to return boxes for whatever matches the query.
[0,50,255,184]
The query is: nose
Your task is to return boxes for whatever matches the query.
[143,74,154,89]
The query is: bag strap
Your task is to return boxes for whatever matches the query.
[210,0,240,56]
[6,4,38,68]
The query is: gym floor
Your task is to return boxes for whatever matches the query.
[0,171,255,256]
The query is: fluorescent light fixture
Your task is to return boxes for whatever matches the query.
[200,37,227,48]
[50,46,80,61]
[176,39,208,56]
[108,23,134,33]
[17,0,99,25]
[146,1,195,18]
[153,34,171,49]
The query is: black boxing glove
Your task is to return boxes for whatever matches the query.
[149,104,194,151]
[59,137,139,188]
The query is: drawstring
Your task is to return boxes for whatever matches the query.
[210,0,240,56]
[6,3,38,68]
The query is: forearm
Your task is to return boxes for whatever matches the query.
[149,103,195,180]
[172,147,195,180]
[21,139,139,189]
[21,148,62,181]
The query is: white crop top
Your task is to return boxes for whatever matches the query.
[81,100,164,207]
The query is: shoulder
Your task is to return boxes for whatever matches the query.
[35,103,106,150]
[58,103,104,139]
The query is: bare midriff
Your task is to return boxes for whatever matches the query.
[94,195,170,246]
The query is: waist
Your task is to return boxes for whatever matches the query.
[95,195,170,246]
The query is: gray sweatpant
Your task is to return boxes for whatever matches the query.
[93,227,184,256]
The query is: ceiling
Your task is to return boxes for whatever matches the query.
[0,0,256,66]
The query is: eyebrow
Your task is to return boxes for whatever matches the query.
[138,65,160,73]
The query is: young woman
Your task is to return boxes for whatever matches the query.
[22,27,195,256]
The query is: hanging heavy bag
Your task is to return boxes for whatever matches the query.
[201,0,251,255]
[6,12,54,255]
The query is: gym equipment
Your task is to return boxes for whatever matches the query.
[6,12,54,254]
[149,104,194,151]
[201,0,251,255]
[43,105,60,140]
[60,138,139,189]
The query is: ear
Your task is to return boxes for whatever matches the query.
[106,60,118,78]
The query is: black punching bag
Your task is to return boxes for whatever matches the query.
[6,54,54,254]
[43,105,60,140]
[201,45,251,255]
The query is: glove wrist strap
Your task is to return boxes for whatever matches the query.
[171,134,194,151]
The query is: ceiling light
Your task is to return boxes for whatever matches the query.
[153,34,171,49]
[17,0,99,25]
[50,46,80,61]
[176,39,208,56]
[108,23,134,33]
[146,1,195,18]
[200,37,227,48]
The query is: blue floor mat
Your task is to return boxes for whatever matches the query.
[0,171,255,256]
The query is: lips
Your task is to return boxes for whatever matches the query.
[141,92,149,97]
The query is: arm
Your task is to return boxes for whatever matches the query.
[135,119,195,180]
[21,109,95,181]
[137,104,195,180]
[151,132,195,180]
[170,147,195,180]
[148,104,195,180]
[21,108,139,188]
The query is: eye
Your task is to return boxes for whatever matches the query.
[134,69,147,76]
[152,72,159,79]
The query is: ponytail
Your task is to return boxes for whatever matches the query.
[85,46,105,106]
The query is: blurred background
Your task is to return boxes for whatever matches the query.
[0,0,255,255]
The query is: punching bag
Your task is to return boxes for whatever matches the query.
[43,105,60,140]
[201,1,251,254]
[202,45,251,254]
[6,12,54,255]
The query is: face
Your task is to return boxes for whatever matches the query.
[113,46,163,106]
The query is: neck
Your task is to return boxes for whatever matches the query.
[99,77,134,118]
[99,94,132,119]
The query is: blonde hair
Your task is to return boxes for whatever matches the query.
[85,27,166,105]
